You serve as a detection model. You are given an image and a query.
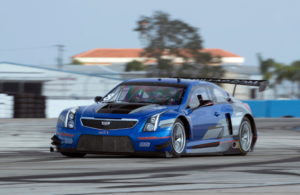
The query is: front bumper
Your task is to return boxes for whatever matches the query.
[51,126,173,154]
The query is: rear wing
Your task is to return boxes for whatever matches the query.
[174,77,268,96]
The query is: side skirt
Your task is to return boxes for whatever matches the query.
[185,137,239,154]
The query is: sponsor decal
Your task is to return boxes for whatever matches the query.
[139,142,151,147]
[61,137,73,144]
[98,130,109,135]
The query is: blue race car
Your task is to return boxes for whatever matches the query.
[51,78,267,157]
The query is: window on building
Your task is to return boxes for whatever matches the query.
[0,82,42,95]
[2,82,19,93]
[24,83,42,95]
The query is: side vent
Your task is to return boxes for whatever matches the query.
[225,113,233,135]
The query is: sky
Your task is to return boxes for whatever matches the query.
[0,0,300,66]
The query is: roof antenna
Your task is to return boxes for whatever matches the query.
[177,78,181,83]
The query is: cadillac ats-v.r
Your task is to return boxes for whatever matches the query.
[51,78,267,157]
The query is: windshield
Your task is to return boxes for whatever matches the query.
[103,84,185,105]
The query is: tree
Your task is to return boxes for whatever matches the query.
[176,63,225,78]
[257,53,276,81]
[125,60,145,71]
[290,61,300,98]
[258,54,300,98]
[71,59,83,65]
[146,59,174,77]
[258,54,282,97]
[135,11,223,78]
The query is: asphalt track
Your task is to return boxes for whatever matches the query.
[0,118,299,195]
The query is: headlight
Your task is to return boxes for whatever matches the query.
[67,120,75,129]
[143,113,161,132]
[64,107,78,129]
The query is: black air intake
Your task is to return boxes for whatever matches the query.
[77,135,134,153]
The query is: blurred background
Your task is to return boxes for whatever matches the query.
[1,0,300,118]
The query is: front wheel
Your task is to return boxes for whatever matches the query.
[169,119,186,157]
[61,152,86,158]
[237,118,253,155]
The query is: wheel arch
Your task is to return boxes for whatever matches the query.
[243,114,257,150]
[176,115,191,139]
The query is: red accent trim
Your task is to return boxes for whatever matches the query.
[220,139,239,144]
[58,132,75,137]
[138,136,171,140]
[243,103,252,112]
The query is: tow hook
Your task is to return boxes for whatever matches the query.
[51,135,61,146]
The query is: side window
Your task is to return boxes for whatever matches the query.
[211,86,227,103]
[188,86,211,109]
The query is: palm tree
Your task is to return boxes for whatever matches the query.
[258,54,283,98]
[258,54,300,99]
[290,61,300,98]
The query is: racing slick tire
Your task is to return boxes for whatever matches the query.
[237,118,253,156]
[167,119,187,158]
[61,152,86,158]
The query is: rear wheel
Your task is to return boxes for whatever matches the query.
[61,152,86,158]
[169,119,186,157]
[237,118,253,155]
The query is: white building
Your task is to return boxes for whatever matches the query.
[0,62,124,99]
[72,48,245,66]
[0,62,126,118]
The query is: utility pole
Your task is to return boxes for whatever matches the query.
[56,44,64,68]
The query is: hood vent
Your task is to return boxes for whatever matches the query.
[96,103,150,114]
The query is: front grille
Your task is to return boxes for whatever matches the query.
[81,118,137,130]
[77,135,134,153]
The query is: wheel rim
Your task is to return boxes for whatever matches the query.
[172,122,186,154]
[240,122,253,151]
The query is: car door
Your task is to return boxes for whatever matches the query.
[187,85,221,141]
[207,84,234,138]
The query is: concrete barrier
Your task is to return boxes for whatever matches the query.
[244,100,300,118]
[0,94,14,118]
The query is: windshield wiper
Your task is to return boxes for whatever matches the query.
[102,100,129,104]
[128,100,153,104]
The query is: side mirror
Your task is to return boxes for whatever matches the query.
[94,96,103,103]
[196,95,214,107]
[200,100,214,107]
[197,95,203,105]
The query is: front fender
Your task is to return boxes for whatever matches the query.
[158,110,191,138]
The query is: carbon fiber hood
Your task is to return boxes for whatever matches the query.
[80,102,178,118]
[96,103,154,114]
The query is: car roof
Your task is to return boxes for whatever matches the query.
[122,78,210,86]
